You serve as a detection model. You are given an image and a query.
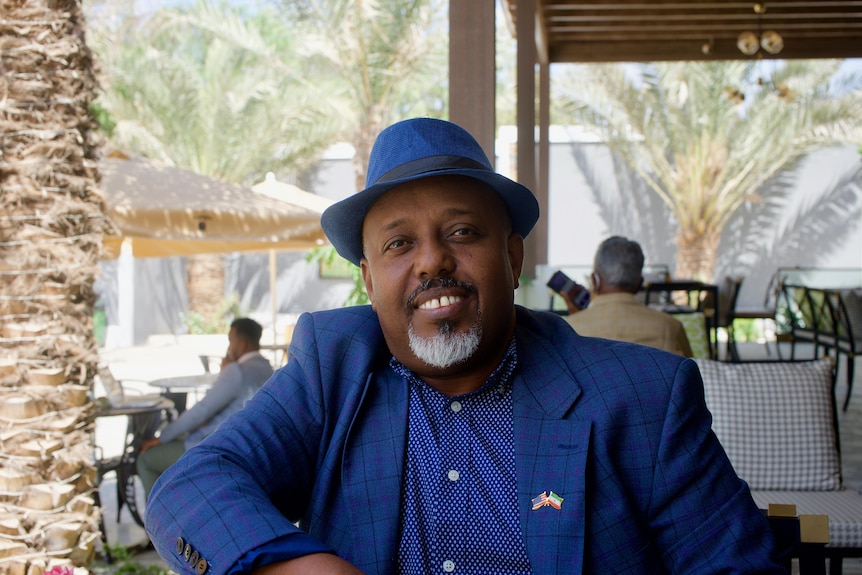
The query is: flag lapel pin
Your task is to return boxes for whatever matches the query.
[531,490,564,510]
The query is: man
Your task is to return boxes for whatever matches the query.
[137,317,272,499]
[145,118,780,574]
[563,236,694,357]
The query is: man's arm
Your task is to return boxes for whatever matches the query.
[156,362,244,444]
[650,360,780,571]
[253,554,364,574]
[145,313,337,573]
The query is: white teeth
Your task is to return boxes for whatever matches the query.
[419,295,462,310]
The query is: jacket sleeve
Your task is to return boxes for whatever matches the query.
[649,359,781,572]
[144,312,336,574]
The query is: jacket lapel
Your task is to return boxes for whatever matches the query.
[514,329,590,574]
[342,367,409,573]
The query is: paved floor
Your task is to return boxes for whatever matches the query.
[95,337,862,573]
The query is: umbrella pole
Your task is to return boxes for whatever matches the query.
[269,249,277,348]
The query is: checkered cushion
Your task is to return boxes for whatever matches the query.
[696,358,839,490]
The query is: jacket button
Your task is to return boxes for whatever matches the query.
[184,543,192,561]
[196,558,208,574]
[176,537,184,555]
[190,550,199,566]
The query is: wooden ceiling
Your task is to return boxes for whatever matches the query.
[502,1,862,63]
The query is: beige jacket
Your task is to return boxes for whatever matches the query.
[565,292,693,357]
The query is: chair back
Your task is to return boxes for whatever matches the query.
[716,275,743,328]
[199,355,222,374]
[837,289,862,346]
[97,366,125,404]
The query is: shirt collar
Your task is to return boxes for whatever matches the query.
[389,337,519,399]
[237,350,263,364]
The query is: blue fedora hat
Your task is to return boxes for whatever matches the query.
[321,117,540,266]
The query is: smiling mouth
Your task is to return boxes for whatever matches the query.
[407,278,477,312]
[418,295,463,310]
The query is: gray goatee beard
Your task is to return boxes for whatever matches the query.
[408,316,482,369]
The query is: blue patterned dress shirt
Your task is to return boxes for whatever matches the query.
[393,339,532,575]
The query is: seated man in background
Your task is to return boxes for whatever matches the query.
[137,317,273,499]
[564,236,694,357]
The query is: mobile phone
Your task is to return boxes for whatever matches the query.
[547,270,591,309]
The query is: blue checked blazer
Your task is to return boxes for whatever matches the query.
[146,305,782,574]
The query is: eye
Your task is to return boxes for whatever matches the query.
[384,238,409,252]
[450,226,479,239]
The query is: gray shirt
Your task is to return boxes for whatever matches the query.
[158,351,273,449]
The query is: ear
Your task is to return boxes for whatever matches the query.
[508,234,525,289]
[360,258,375,309]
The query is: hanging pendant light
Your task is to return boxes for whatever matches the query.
[737,31,760,56]
[737,3,784,57]
[760,30,784,54]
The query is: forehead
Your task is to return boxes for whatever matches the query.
[364,175,508,224]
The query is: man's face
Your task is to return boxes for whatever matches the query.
[227,327,245,361]
[360,176,524,383]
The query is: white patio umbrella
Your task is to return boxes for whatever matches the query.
[251,172,335,343]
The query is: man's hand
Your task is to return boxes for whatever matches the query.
[220,355,234,371]
[559,290,583,315]
[252,553,364,574]
[139,437,161,454]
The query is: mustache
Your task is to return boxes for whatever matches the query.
[406,277,477,309]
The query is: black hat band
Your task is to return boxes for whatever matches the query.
[374,155,491,185]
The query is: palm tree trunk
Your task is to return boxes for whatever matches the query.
[0,0,108,568]
[187,254,226,323]
[675,225,721,283]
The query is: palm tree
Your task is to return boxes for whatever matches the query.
[287,0,448,191]
[87,0,341,320]
[1,0,110,568]
[555,60,862,281]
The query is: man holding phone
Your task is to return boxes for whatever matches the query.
[564,236,694,357]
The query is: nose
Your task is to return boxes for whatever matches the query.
[415,236,455,279]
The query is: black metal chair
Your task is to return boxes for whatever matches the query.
[708,275,743,361]
[782,284,823,360]
[94,367,175,528]
[733,271,781,358]
[815,289,862,411]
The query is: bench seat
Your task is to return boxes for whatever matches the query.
[751,489,862,549]
[696,358,862,570]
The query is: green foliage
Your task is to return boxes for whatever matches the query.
[89,101,116,137]
[307,246,368,306]
[731,318,762,343]
[286,0,448,189]
[86,0,342,186]
[180,293,245,334]
[92,544,172,574]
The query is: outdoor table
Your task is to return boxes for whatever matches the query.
[148,373,218,414]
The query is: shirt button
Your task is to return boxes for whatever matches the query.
[443,559,456,572]
[447,469,460,481]
[450,401,462,413]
